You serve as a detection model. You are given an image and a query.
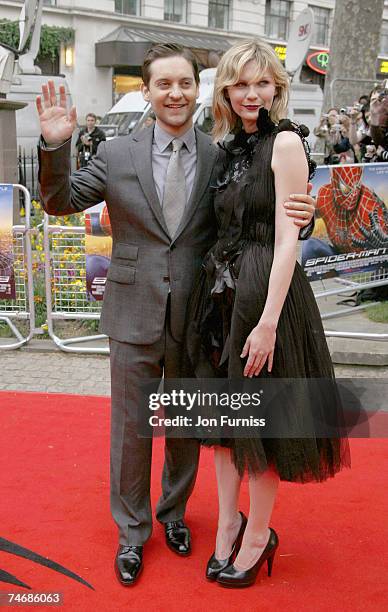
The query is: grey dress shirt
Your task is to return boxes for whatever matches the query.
[152,122,197,206]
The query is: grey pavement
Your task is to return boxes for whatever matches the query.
[0,345,111,396]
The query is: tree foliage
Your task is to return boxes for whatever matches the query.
[0,19,74,61]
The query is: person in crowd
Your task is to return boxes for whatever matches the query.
[348,100,373,162]
[313,107,339,160]
[183,39,350,589]
[141,111,156,129]
[314,108,354,164]
[36,43,315,587]
[336,112,356,163]
[76,112,106,167]
[369,84,388,161]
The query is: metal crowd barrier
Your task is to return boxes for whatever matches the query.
[0,185,35,349]
[43,156,388,353]
[43,221,388,353]
[313,268,388,342]
[43,213,108,354]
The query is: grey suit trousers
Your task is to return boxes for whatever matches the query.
[109,298,200,545]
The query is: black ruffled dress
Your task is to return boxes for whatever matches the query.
[183,110,351,481]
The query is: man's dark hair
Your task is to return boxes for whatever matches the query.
[142,43,200,87]
[86,113,97,120]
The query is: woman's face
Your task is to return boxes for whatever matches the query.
[226,60,277,133]
[327,109,339,125]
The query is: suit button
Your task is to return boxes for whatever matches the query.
[163,276,170,282]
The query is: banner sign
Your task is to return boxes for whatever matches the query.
[285,7,314,74]
[0,184,16,300]
[302,163,388,280]
[85,202,112,301]
[306,50,329,75]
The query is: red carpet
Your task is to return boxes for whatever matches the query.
[0,391,387,612]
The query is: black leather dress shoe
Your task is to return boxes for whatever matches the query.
[164,520,191,556]
[115,545,143,586]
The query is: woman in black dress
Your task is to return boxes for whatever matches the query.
[184,39,351,588]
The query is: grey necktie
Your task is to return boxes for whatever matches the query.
[162,138,186,238]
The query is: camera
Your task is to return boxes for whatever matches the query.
[378,79,388,101]
[364,144,376,159]
[340,107,353,115]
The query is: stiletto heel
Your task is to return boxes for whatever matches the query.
[205,511,247,581]
[216,527,279,588]
[267,550,275,577]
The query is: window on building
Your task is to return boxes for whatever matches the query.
[164,0,187,23]
[381,20,388,55]
[310,6,330,46]
[115,0,139,15]
[265,0,291,41]
[43,0,57,5]
[208,0,230,30]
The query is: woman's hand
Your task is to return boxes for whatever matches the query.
[241,321,276,378]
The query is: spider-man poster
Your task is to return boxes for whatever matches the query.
[84,202,112,301]
[302,163,388,279]
[0,185,15,300]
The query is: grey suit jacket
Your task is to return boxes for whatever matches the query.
[38,126,223,345]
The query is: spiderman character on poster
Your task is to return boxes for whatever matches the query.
[302,164,388,278]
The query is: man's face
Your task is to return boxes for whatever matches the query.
[86,116,96,130]
[141,56,199,136]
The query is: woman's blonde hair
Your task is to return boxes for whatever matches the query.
[212,39,289,142]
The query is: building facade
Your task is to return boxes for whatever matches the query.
[1,0,388,119]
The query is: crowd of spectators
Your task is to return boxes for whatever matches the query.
[313,84,388,165]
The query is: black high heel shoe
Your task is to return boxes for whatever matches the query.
[206,511,248,581]
[216,527,279,588]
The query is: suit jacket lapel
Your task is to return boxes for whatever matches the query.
[173,128,218,242]
[130,127,170,237]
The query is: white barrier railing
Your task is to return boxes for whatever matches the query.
[5,161,385,354]
[43,213,108,354]
[314,270,388,342]
[0,185,35,350]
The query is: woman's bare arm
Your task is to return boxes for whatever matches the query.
[241,131,309,377]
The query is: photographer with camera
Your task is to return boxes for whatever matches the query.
[314,108,355,164]
[337,110,356,163]
[369,83,388,161]
[76,112,106,168]
[348,101,375,162]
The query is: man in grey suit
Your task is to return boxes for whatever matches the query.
[37,43,315,586]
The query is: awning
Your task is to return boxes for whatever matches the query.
[95,25,233,68]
